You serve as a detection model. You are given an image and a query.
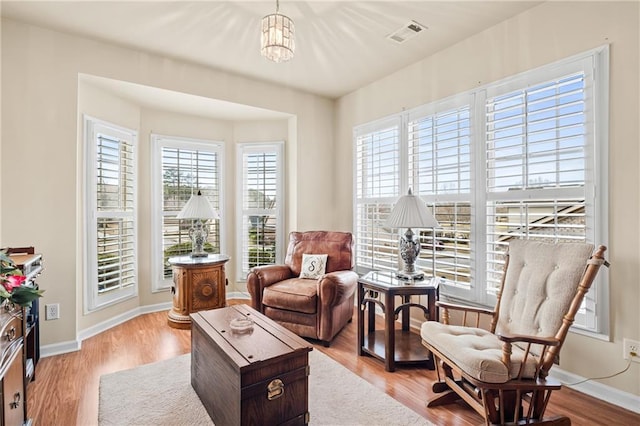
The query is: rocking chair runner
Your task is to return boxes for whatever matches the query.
[421,240,608,425]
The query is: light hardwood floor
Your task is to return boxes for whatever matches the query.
[26,304,639,425]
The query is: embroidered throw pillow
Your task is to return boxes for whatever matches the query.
[299,254,328,279]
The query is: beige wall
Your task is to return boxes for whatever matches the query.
[335,2,640,396]
[1,18,335,345]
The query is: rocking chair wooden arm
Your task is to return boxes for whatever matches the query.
[497,333,561,379]
[436,300,495,326]
[496,333,561,347]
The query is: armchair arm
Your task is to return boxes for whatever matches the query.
[318,270,358,308]
[246,265,293,312]
[317,270,358,343]
[436,300,495,326]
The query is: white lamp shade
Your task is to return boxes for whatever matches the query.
[385,189,439,229]
[176,191,219,220]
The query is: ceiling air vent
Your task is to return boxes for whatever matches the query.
[387,20,427,44]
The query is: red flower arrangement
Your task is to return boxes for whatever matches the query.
[0,251,43,307]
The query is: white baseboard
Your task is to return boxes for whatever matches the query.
[40,339,81,358]
[40,302,172,357]
[227,291,250,300]
[77,302,172,343]
[550,367,640,414]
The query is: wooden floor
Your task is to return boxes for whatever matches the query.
[27,304,639,426]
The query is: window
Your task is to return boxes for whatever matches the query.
[236,142,284,280]
[484,72,591,291]
[84,117,138,311]
[151,135,224,291]
[408,101,473,291]
[482,59,607,330]
[353,47,609,334]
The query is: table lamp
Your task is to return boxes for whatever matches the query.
[384,188,439,280]
[176,190,219,258]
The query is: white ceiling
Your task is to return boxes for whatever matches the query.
[2,1,542,100]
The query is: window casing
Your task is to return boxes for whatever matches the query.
[236,142,284,280]
[353,47,609,335]
[84,117,138,312]
[151,135,224,291]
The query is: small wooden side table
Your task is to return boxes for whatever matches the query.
[167,254,229,329]
[358,270,439,372]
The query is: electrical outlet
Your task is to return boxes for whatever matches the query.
[623,338,640,363]
[45,303,60,320]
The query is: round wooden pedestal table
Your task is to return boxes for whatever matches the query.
[167,254,229,329]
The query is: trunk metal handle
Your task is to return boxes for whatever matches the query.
[267,378,284,400]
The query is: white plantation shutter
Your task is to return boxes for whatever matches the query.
[96,218,135,292]
[354,119,401,274]
[96,135,135,211]
[85,118,138,311]
[485,73,587,193]
[408,102,472,290]
[161,147,220,260]
[408,105,471,195]
[485,198,587,293]
[420,201,473,288]
[482,61,602,330]
[96,133,135,293]
[152,139,222,290]
[150,136,223,291]
[237,143,284,279]
[485,70,591,293]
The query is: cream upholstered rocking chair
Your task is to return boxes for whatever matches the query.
[421,240,608,425]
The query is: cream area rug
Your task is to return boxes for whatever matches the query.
[99,349,432,426]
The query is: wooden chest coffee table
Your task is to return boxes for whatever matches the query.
[191,305,313,426]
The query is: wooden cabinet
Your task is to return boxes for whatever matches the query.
[167,254,229,329]
[1,348,24,426]
[0,304,25,426]
[6,251,42,386]
[2,250,42,426]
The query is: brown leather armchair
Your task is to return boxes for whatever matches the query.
[247,231,358,346]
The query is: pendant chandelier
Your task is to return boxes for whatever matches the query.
[261,0,295,63]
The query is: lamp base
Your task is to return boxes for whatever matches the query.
[397,227,424,281]
[190,252,209,258]
[396,270,425,281]
[188,219,210,259]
